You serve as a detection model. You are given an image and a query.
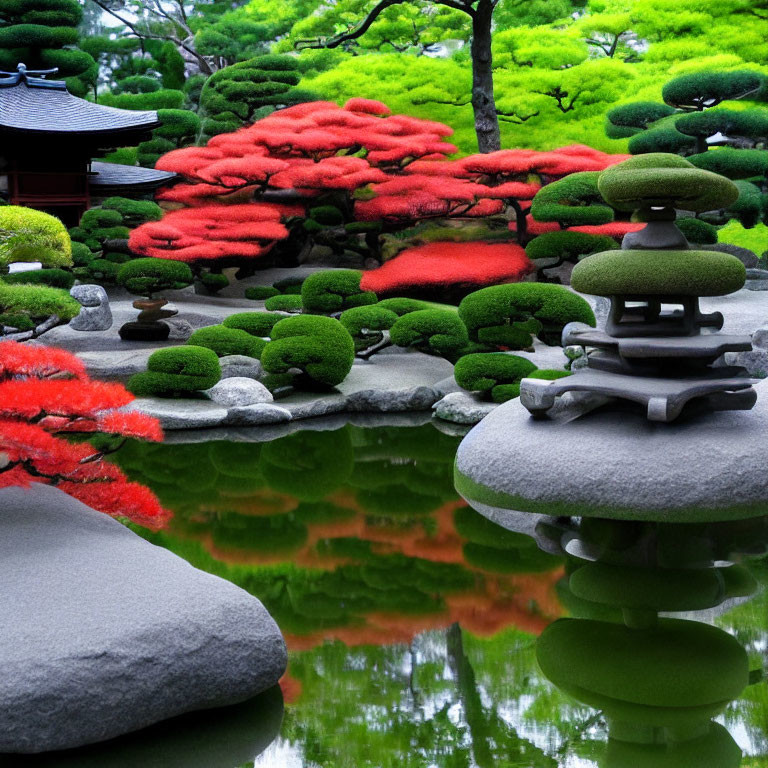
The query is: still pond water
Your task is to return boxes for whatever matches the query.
[19,422,768,767]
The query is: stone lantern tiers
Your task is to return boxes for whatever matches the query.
[519,154,757,423]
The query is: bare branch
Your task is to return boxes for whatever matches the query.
[496,109,539,124]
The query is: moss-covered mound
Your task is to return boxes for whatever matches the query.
[536,617,749,724]
[571,249,746,296]
[128,347,222,398]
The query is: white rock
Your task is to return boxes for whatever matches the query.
[125,398,229,430]
[206,377,273,407]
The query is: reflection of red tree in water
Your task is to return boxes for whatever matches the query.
[184,489,562,650]
[0,342,169,529]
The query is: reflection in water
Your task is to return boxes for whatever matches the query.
[0,686,283,768]
[103,424,768,767]
[534,516,768,768]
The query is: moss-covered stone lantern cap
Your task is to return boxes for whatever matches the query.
[571,248,746,297]
[598,153,740,213]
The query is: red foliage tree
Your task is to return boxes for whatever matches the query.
[129,99,630,285]
[360,242,533,296]
[0,341,169,529]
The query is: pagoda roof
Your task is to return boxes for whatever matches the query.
[0,65,160,139]
[89,161,176,194]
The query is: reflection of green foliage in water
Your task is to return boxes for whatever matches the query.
[456,508,562,574]
[349,424,462,515]
[260,428,354,501]
[279,625,561,768]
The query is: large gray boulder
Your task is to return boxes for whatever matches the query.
[68,284,112,331]
[455,379,768,523]
[0,484,287,753]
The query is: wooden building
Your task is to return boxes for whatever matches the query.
[0,64,174,226]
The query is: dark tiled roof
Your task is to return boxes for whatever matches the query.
[0,83,160,135]
[89,161,176,191]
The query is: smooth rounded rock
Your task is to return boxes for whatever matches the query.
[206,377,273,407]
[0,485,287,753]
[455,379,768,522]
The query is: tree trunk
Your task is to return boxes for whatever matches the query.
[470,0,500,153]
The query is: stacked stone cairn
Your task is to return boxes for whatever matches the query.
[520,154,758,422]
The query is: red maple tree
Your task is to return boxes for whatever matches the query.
[129,98,629,287]
[0,342,169,529]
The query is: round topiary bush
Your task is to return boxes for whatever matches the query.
[454,353,537,402]
[187,325,266,358]
[0,206,72,268]
[676,218,719,245]
[0,281,80,329]
[340,305,399,352]
[245,285,281,301]
[223,312,283,337]
[459,283,596,348]
[198,272,229,294]
[261,315,355,387]
[530,172,615,228]
[265,294,303,312]
[117,257,194,298]
[3,268,75,289]
[389,309,469,359]
[127,346,221,398]
[274,275,305,294]
[301,269,377,314]
[525,231,619,267]
[376,297,436,316]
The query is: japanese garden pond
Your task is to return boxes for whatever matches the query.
[17,420,767,767]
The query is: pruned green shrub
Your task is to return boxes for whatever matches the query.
[301,269,377,314]
[0,206,72,267]
[377,297,436,315]
[0,281,80,328]
[117,258,194,298]
[459,283,596,349]
[454,353,537,402]
[525,232,618,267]
[628,127,696,155]
[187,325,265,358]
[265,294,303,312]
[676,218,718,245]
[223,311,283,337]
[261,315,355,387]
[83,259,120,284]
[273,275,305,294]
[245,285,281,301]
[102,197,163,226]
[530,172,614,227]
[340,305,399,352]
[606,102,677,134]
[127,346,221,398]
[3,268,75,289]
[70,241,94,267]
[389,309,469,359]
[688,149,768,180]
[662,70,765,111]
[199,272,229,294]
